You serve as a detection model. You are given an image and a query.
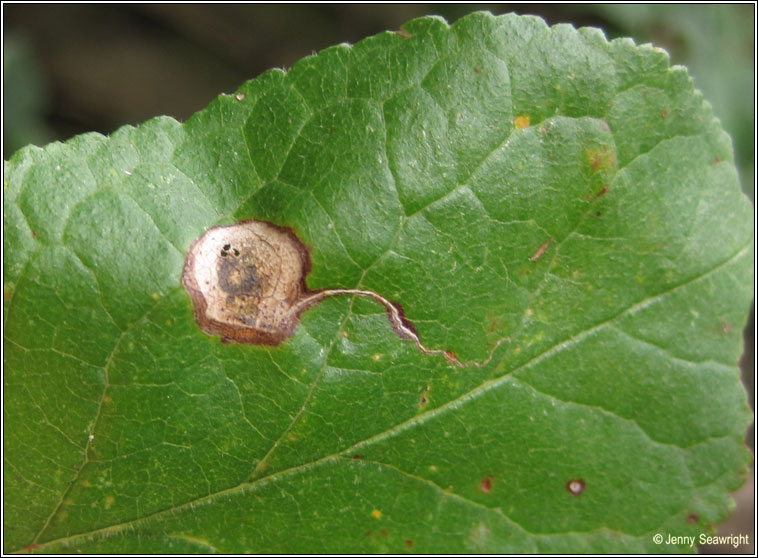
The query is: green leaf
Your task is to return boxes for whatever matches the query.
[3,12,753,554]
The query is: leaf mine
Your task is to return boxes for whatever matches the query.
[182,220,310,346]
[183,220,504,367]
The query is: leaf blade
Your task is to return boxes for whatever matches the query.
[4,11,752,554]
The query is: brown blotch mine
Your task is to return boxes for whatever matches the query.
[566,478,585,496]
[182,220,311,346]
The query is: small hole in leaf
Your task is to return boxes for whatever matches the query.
[566,478,585,496]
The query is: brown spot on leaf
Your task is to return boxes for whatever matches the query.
[474,66,482,74]
[352,454,364,460]
[661,108,668,118]
[396,27,412,39]
[566,478,585,496]
[418,385,431,406]
[480,475,493,494]
[405,539,414,548]
[687,513,699,523]
[529,238,554,262]
[595,185,608,198]
[183,221,311,346]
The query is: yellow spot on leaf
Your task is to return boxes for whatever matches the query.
[104,496,115,509]
[371,509,382,519]
[514,115,530,129]
[586,147,616,173]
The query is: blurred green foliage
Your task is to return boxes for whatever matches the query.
[3,36,53,156]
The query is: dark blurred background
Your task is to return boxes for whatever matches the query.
[3,4,754,553]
